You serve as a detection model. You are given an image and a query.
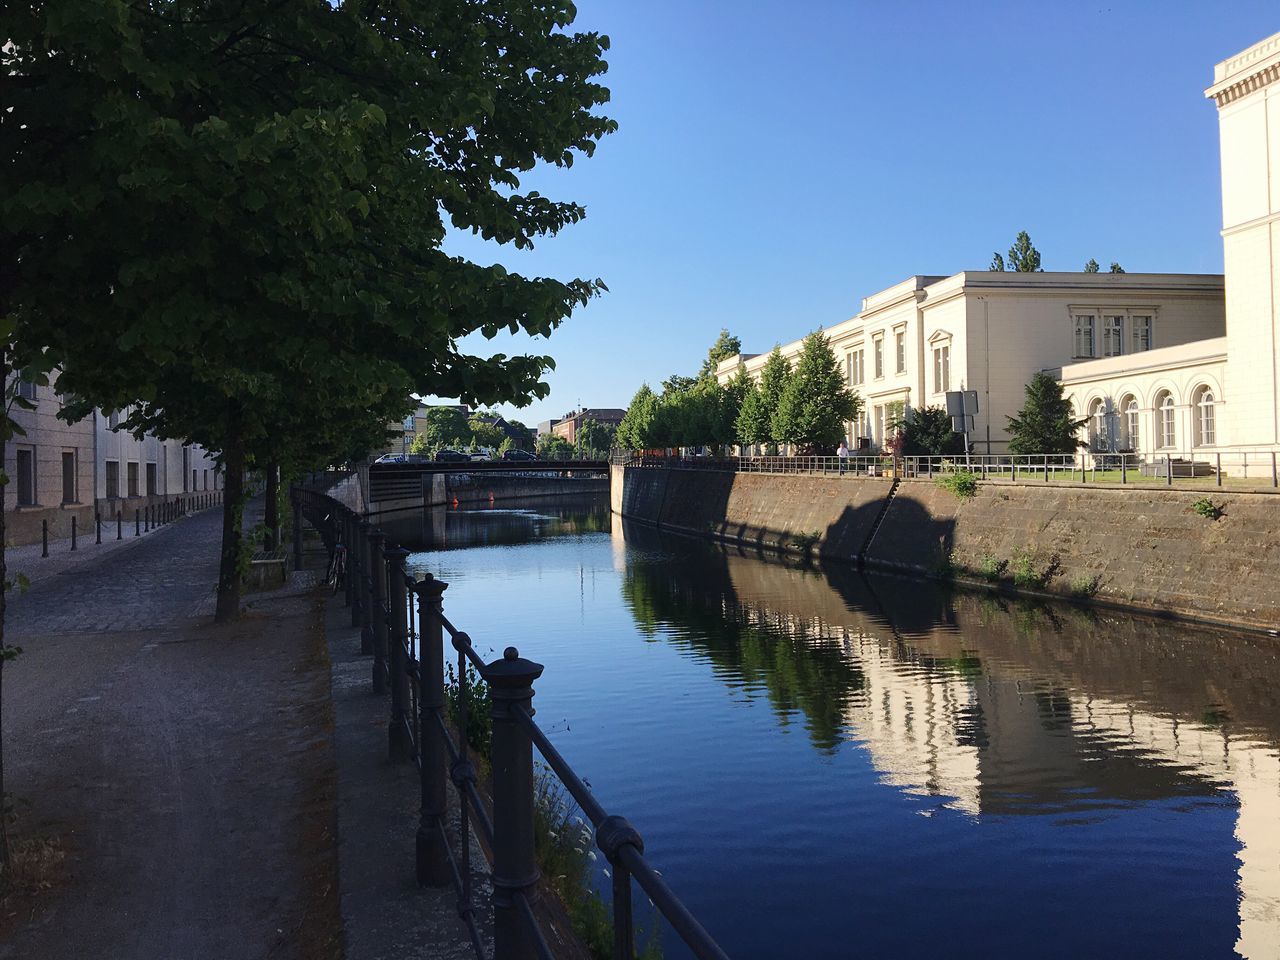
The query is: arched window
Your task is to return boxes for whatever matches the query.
[1089,399,1109,452]
[1194,386,1216,447]
[1122,396,1139,451]
[1157,391,1176,449]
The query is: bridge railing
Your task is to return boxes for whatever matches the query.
[616,450,1280,488]
[292,483,730,960]
[368,459,608,503]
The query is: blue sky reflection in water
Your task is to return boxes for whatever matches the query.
[380,496,1280,960]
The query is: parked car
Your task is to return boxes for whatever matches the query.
[434,449,469,463]
[375,454,406,464]
[502,449,539,461]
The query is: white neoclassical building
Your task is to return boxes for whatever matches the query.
[1060,29,1280,465]
[719,272,1225,454]
[720,29,1280,471]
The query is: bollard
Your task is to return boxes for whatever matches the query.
[359,520,374,654]
[415,574,452,887]
[369,531,388,694]
[488,646,546,960]
[117,510,123,540]
[71,516,77,551]
[1166,454,1173,486]
[385,548,412,761]
[1122,456,1128,485]
[96,511,102,545]
[42,519,49,558]
[135,508,141,536]
[1217,452,1223,488]
[145,505,150,532]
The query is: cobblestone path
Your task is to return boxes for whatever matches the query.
[0,505,340,960]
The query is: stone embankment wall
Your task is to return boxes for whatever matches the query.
[611,463,1280,631]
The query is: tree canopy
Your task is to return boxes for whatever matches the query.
[890,406,965,456]
[698,329,743,380]
[990,231,1042,272]
[616,384,660,450]
[1006,372,1087,454]
[772,332,858,452]
[736,347,791,448]
[3,0,615,619]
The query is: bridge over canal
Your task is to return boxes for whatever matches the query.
[366,460,609,513]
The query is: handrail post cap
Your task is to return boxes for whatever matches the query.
[383,545,410,563]
[414,573,448,600]
[485,647,544,689]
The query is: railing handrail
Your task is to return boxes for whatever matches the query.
[291,480,732,960]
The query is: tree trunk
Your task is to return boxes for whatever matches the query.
[263,462,279,552]
[215,428,245,624]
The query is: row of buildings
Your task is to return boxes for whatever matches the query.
[5,377,221,546]
[537,407,628,446]
[717,29,1280,466]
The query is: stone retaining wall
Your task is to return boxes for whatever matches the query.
[614,465,1280,630]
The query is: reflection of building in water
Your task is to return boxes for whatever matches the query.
[711,550,1280,958]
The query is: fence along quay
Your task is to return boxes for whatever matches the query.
[292,483,730,960]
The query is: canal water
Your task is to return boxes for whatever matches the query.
[378,495,1280,960]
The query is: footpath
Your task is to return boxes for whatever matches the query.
[0,498,483,960]
[0,502,339,960]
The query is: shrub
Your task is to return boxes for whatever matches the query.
[1192,497,1223,520]
[1069,574,1102,598]
[791,531,821,552]
[1011,551,1037,588]
[978,554,1008,582]
[936,470,978,499]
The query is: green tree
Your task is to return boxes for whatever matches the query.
[1109,262,1126,274]
[616,385,660,450]
[772,332,859,452]
[422,409,473,450]
[6,1,615,620]
[712,368,750,453]
[575,418,614,456]
[890,406,965,456]
[468,418,507,451]
[1006,372,1088,454]
[1084,258,1100,273]
[736,347,791,449]
[697,329,742,380]
[1005,231,1043,272]
[989,252,1006,272]
[538,434,574,460]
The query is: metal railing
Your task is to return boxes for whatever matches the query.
[293,483,730,960]
[369,460,608,503]
[619,450,1280,488]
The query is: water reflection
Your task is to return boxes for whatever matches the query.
[377,499,611,552]
[406,497,1280,958]
[622,520,1280,959]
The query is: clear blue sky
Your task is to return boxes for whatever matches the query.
[435,1,1278,428]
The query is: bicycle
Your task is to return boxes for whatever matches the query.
[325,539,347,595]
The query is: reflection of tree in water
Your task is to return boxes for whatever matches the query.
[620,544,865,753]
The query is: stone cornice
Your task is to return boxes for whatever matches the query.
[1206,31,1280,107]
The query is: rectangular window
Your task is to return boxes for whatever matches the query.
[146,462,158,496]
[108,410,120,429]
[933,345,951,393]
[1102,315,1124,357]
[1073,315,1095,357]
[106,460,120,499]
[61,451,76,504]
[192,469,198,492]
[1131,315,1152,353]
[850,349,864,385]
[182,447,191,492]
[203,469,208,490]
[873,336,884,379]
[895,331,906,374]
[128,461,140,497]
[16,448,35,505]
[15,375,36,401]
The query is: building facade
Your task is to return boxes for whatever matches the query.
[550,408,628,446]
[4,373,221,547]
[719,273,1224,454]
[1057,30,1280,462]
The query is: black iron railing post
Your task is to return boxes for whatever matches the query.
[369,530,387,694]
[358,520,373,652]
[415,574,451,887]
[71,516,77,551]
[348,514,358,627]
[385,547,412,761]
[597,815,645,960]
[488,646,545,960]
[292,491,303,570]
[42,519,48,557]
[116,510,122,540]
[96,511,102,545]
